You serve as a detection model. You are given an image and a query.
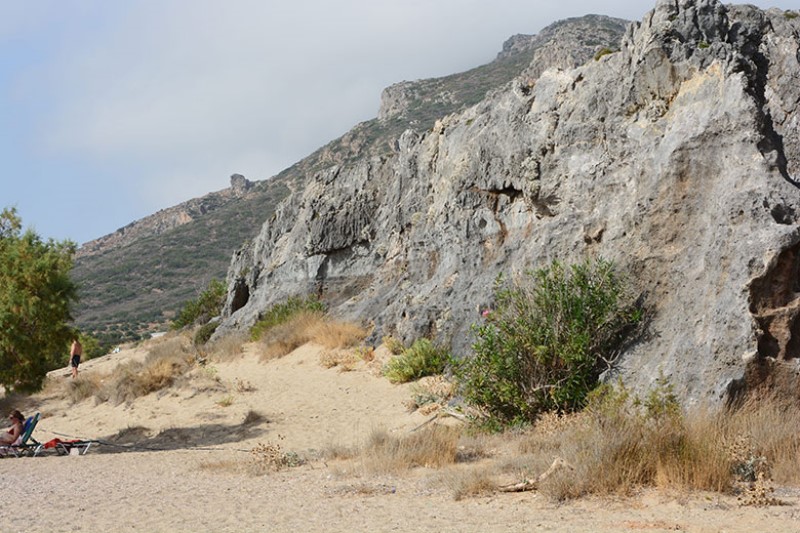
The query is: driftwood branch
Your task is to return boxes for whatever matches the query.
[409,408,469,433]
[497,457,574,493]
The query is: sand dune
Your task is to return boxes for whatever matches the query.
[1,339,799,532]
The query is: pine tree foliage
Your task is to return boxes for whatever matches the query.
[0,208,78,392]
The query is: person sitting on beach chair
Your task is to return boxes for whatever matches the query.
[0,410,25,445]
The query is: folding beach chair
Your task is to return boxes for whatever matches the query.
[43,437,97,456]
[0,412,42,457]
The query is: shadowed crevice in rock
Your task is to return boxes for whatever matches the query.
[230,278,250,314]
[749,241,800,361]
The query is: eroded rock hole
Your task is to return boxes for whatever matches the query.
[230,278,250,314]
[749,242,800,360]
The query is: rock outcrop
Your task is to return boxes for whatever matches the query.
[377,15,628,123]
[220,0,800,405]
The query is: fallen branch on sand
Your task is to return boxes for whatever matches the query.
[409,408,469,432]
[497,457,574,493]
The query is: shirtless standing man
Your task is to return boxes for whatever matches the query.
[69,338,83,379]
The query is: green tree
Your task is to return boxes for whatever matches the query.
[455,258,642,428]
[171,278,227,330]
[0,207,78,392]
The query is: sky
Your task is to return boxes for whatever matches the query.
[2,1,795,245]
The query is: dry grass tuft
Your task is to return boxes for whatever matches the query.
[406,375,455,413]
[382,336,405,355]
[65,375,103,404]
[319,349,360,371]
[247,437,305,475]
[440,467,498,500]
[319,443,359,462]
[96,335,195,405]
[312,320,367,350]
[259,312,367,361]
[361,425,462,474]
[258,311,325,360]
[204,333,247,361]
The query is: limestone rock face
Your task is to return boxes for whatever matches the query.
[220,0,800,405]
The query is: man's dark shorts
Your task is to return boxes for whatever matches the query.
[70,355,81,368]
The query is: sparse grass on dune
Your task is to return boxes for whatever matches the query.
[438,466,497,501]
[69,334,198,405]
[480,390,800,502]
[101,356,193,406]
[203,332,247,362]
[64,375,103,404]
[258,311,326,360]
[257,311,367,361]
[360,425,463,474]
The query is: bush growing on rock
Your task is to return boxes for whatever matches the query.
[456,258,642,428]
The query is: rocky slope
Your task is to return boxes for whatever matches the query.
[218,0,800,405]
[71,14,626,346]
[76,174,256,259]
[71,176,290,345]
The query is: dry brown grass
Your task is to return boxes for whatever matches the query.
[723,393,800,485]
[439,466,497,500]
[405,375,455,413]
[312,320,367,350]
[204,333,247,361]
[490,392,800,502]
[64,375,103,404]
[361,425,462,474]
[258,312,367,361]
[309,391,800,503]
[319,350,360,371]
[95,335,195,405]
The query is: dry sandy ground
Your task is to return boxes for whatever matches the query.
[2,339,800,532]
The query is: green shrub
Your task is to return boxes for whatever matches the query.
[250,295,325,341]
[455,258,642,428]
[593,47,615,61]
[171,279,227,330]
[76,332,105,360]
[194,321,219,346]
[784,11,798,20]
[384,338,449,384]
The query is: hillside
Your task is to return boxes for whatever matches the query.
[70,14,628,348]
[71,177,290,346]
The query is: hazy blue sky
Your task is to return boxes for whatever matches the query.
[2,0,794,244]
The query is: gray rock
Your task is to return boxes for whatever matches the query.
[219,0,800,406]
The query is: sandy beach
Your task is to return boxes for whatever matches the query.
[2,339,800,532]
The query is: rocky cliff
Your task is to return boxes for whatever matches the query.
[219,0,800,405]
[70,14,624,347]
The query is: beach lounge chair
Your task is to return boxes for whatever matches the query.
[0,412,42,457]
[43,437,97,456]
